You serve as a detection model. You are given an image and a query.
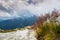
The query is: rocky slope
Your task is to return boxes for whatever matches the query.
[0,29,37,40]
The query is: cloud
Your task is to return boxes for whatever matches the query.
[26,0,60,16]
[0,4,12,13]
[0,0,60,20]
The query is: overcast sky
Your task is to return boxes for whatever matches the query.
[0,0,60,20]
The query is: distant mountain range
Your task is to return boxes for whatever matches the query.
[0,15,37,30]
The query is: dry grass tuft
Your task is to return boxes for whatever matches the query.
[33,9,60,40]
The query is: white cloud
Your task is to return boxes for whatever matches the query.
[0,0,60,19]
[26,0,60,16]
[0,11,11,17]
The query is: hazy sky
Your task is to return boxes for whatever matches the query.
[0,0,60,19]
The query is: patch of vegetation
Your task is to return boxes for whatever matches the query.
[0,26,33,33]
[0,27,27,33]
[33,9,60,40]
